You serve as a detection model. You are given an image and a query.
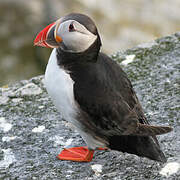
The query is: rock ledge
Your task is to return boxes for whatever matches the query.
[0,33,180,179]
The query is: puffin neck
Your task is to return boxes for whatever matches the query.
[56,36,101,67]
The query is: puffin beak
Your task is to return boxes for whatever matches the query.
[34,19,62,48]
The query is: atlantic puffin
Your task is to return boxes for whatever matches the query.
[34,13,172,163]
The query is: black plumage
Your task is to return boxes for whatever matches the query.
[55,13,172,162]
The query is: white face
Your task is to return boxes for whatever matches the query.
[55,20,97,52]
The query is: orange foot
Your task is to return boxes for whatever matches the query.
[57,146,94,162]
[97,147,108,150]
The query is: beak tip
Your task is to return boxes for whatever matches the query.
[33,40,38,46]
[33,22,56,48]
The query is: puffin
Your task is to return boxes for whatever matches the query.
[34,13,172,163]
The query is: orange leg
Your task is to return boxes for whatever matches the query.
[57,146,94,162]
[97,147,108,150]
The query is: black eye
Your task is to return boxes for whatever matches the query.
[69,24,74,31]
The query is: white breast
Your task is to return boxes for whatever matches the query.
[44,49,107,149]
[44,49,78,124]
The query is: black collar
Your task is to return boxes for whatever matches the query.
[56,35,101,67]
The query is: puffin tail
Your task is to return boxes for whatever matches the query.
[109,135,167,163]
[132,123,173,136]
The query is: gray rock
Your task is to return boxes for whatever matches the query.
[15,83,43,97]
[0,33,179,179]
[0,96,9,105]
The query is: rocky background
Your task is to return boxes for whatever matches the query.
[0,33,179,179]
[0,0,180,85]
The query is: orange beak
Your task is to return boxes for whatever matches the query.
[34,20,62,48]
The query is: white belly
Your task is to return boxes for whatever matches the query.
[44,49,78,124]
[44,49,107,149]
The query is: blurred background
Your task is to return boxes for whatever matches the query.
[0,0,180,86]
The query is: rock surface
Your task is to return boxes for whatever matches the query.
[0,33,179,179]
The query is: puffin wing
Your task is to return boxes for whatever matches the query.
[73,53,172,137]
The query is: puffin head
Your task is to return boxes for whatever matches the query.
[34,13,101,53]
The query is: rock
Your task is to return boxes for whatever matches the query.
[0,96,9,105]
[0,33,179,179]
[0,117,12,132]
[15,83,43,97]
